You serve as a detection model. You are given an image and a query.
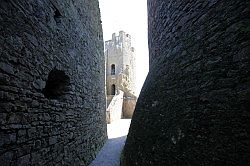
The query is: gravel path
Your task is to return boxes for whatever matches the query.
[89,119,131,166]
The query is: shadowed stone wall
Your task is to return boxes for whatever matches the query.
[0,0,106,165]
[123,0,249,165]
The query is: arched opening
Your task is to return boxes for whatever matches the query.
[111,84,116,95]
[42,68,70,99]
[111,64,115,75]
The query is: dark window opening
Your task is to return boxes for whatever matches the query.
[111,64,115,75]
[42,68,70,99]
[111,84,116,95]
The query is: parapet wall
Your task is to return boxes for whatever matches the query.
[123,0,249,165]
[0,0,106,165]
[106,91,124,124]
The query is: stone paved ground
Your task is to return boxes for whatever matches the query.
[89,119,131,166]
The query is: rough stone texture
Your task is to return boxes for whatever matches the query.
[0,0,107,165]
[122,99,136,118]
[123,0,250,165]
[105,31,137,118]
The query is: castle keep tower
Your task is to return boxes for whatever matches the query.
[105,31,137,119]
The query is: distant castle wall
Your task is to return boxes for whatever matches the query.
[122,98,137,118]
[0,0,106,165]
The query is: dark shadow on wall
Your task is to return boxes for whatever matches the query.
[42,68,70,99]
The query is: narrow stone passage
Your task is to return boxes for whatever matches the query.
[89,119,131,166]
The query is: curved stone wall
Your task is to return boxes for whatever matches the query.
[123,0,249,165]
[0,0,106,165]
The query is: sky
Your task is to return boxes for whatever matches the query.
[99,0,149,96]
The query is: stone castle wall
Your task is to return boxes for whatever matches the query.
[123,0,249,165]
[122,98,137,118]
[105,34,123,80]
[0,0,106,165]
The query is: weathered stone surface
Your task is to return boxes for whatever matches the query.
[0,0,107,165]
[122,98,137,118]
[123,0,250,165]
